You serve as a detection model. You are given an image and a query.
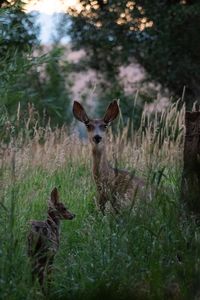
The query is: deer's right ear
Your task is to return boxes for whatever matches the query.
[73,101,89,124]
[50,187,59,204]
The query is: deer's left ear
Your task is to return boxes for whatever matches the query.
[50,187,59,204]
[103,100,119,124]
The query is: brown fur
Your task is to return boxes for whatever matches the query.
[27,187,75,288]
[73,100,145,213]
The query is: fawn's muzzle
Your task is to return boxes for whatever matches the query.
[68,213,75,220]
[93,135,102,144]
[64,212,75,220]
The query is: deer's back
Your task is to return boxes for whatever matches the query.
[28,220,59,258]
[112,168,145,198]
[95,166,146,207]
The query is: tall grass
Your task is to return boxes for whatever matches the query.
[0,103,199,300]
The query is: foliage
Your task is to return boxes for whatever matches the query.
[0,0,38,57]
[0,2,73,127]
[35,47,72,126]
[0,47,73,128]
[68,0,200,108]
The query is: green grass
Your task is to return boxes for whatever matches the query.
[0,103,199,299]
[0,158,199,300]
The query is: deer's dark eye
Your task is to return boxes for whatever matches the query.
[100,124,108,131]
[86,124,94,131]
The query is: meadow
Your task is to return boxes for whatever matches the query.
[0,103,199,300]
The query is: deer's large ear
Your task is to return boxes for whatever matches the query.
[103,100,119,124]
[73,101,90,124]
[50,187,59,204]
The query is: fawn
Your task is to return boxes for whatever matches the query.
[27,187,75,288]
[73,100,145,213]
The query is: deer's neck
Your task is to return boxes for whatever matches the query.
[47,209,60,230]
[92,145,110,180]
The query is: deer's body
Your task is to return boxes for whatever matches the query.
[73,101,145,213]
[92,140,144,212]
[28,188,75,287]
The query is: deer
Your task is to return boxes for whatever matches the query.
[27,187,75,289]
[73,100,145,214]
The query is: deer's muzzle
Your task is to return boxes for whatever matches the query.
[93,135,102,144]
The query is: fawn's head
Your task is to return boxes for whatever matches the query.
[48,187,75,220]
[73,100,119,150]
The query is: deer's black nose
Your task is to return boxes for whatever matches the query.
[93,135,102,144]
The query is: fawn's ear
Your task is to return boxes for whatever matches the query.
[103,100,119,124]
[73,101,90,124]
[50,187,59,204]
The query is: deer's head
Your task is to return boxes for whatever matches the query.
[73,101,119,150]
[48,187,75,220]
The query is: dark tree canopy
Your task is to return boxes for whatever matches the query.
[0,1,72,128]
[0,0,38,57]
[68,0,200,108]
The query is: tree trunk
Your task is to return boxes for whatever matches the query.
[181,111,200,215]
